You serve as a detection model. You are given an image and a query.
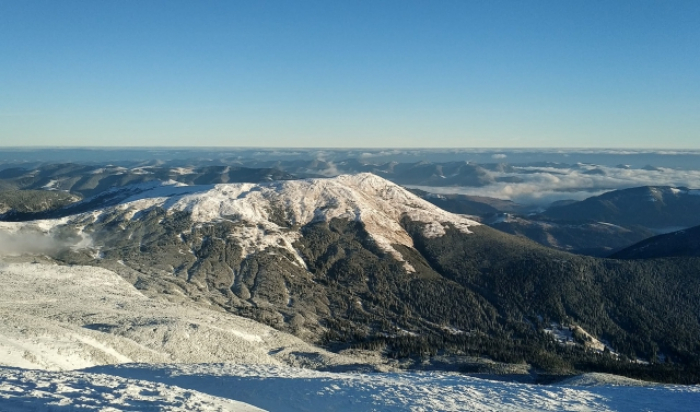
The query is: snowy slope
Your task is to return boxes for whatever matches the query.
[1,242,699,411]
[0,367,265,412]
[0,261,369,371]
[2,363,699,412]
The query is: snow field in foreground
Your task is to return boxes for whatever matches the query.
[3,363,700,412]
[0,367,264,412]
[1,261,699,411]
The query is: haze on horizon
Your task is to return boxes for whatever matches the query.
[1,1,698,149]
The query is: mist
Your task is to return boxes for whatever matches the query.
[0,231,89,257]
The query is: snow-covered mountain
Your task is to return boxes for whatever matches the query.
[90,173,478,270]
[2,173,700,387]
[2,173,479,266]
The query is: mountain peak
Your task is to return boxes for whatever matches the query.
[141,173,479,271]
[9,173,479,273]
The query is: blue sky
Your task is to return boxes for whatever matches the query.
[1,0,698,148]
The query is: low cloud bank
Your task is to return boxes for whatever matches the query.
[411,164,700,205]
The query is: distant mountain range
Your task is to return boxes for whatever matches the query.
[539,186,700,229]
[3,163,700,259]
[413,186,700,257]
[0,164,295,196]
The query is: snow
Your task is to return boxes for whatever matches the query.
[41,179,59,189]
[0,262,366,371]
[544,324,616,355]
[170,167,196,175]
[0,367,264,412]
[0,174,479,272]
[4,363,698,412]
[489,213,513,224]
[421,221,446,237]
[1,260,699,412]
[544,326,576,346]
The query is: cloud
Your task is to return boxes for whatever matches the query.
[408,164,700,205]
[491,154,507,159]
[316,161,342,177]
[0,230,90,257]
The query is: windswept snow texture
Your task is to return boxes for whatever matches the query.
[0,367,264,412]
[3,364,698,412]
[0,262,362,370]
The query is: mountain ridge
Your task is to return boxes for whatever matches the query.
[2,173,700,382]
[609,224,700,259]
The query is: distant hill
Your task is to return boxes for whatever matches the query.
[540,186,700,230]
[0,190,80,217]
[610,225,700,259]
[487,216,654,257]
[0,164,296,198]
[423,186,700,257]
[408,189,528,216]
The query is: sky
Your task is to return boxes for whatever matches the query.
[1,0,699,148]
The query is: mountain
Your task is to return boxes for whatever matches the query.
[486,215,655,257]
[229,159,497,187]
[0,164,296,198]
[410,188,659,257]
[0,189,80,217]
[3,174,700,382]
[373,161,495,187]
[408,189,528,216]
[540,186,700,230]
[416,186,700,257]
[609,225,700,259]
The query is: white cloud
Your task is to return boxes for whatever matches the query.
[408,164,700,205]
